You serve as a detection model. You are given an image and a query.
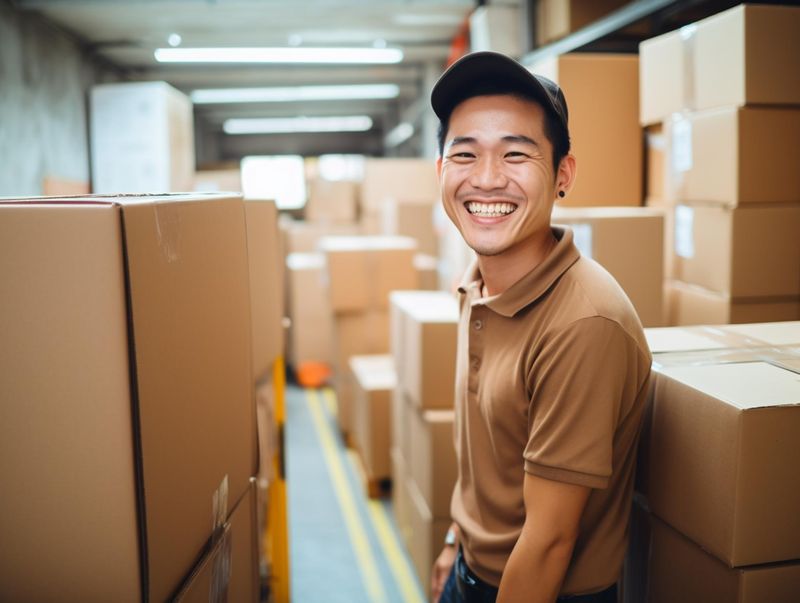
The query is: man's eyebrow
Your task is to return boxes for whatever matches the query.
[449,136,476,147]
[502,135,539,146]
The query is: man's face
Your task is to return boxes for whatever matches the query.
[437,94,558,258]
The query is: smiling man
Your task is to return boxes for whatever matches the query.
[428,52,652,603]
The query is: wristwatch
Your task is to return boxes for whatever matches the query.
[444,528,457,547]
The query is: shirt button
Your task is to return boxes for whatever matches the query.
[473,319,483,331]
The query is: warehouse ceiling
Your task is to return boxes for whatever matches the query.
[16,0,486,160]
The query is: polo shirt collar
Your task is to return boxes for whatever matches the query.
[457,226,580,318]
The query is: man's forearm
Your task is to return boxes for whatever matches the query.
[496,528,576,603]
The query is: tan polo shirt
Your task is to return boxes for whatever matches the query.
[451,226,652,595]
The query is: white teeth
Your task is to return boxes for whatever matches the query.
[466,202,517,217]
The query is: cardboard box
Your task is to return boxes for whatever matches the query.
[536,0,628,45]
[389,291,459,409]
[91,82,194,193]
[350,355,396,479]
[405,476,452,597]
[665,281,800,326]
[391,448,411,545]
[381,199,438,256]
[173,482,259,603]
[193,168,243,193]
[670,204,800,298]
[305,178,359,224]
[255,379,277,488]
[470,4,522,57]
[414,253,439,291]
[280,218,359,254]
[245,200,284,381]
[406,404,457,519]
[321,236,419,313]
[666,107,800,205]
[553,206,665,327]
[532,53,641,207]
[643,360,800,566]
[285,252,335,367]
[645,124,668,204]
[361,158,439,214]
[332,310,391,436]
[639,4,800,125]
[0,193,256,602]
[391,389,409,469]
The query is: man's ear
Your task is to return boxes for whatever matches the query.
[555,153,577,197]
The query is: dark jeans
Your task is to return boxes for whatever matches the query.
[439,547,618,603]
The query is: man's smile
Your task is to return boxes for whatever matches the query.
[465,201,518,217]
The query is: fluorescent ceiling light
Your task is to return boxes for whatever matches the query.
[393,13,464,26]
[191,84,399,104]
[154,47,403,64]
[385,122,414,147]
[224,116,374,135]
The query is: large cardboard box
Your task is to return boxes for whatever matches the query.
[91,82,194,194]
[405,476,452,597]
[532,53,641,207]
[361,158,439,215]
[406,404,457,519]
[639,4,800,125]
[669,204,800,298]
[245,199,284,381]
[644,124,668,204]
[391,448,411,545]
[0,194,256,602]
[552,206,664,327]
[624,501,800,603]
[381,199,438,256]
[666,107,800,205]
[536,0,628,45]
[321,236,419,313]
[643,360,800,566]
[285,252,335,367]
[665,281,800,326]
[414,253,439,291]
[350,355,396,480]
[280,218,359,254]
[174,482,259,603]
[389,291,459,409]
[305,178,359,224]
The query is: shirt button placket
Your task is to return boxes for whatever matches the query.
[468,306,484,393]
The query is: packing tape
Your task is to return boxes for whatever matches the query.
[210,525,232,603]
[679,23,698,111]
[211,474,229,535]
[153,202,182,264]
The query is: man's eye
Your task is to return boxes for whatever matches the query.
[449,152,474,159]
[505,151,528,159]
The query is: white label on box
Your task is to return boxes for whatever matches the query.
[571,223,593,259]
[671,116,693,173]
[674,205,695,259]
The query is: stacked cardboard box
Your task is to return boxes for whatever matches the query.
[0,193,257,602]
[536,0,628,45]
[305,178,359,224]
[280,217,360,255]
[91,82,194,194]
[380,198,439,257]
[320,236,419,438]
[625,321,800,601]
[639,4,800,325]
[285,252,335,367]
[349,354,396,490]
[389,291,459,593]
[532,53,642,207]
[552,206,664,326]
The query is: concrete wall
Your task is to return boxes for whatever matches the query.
[0,3,120,196]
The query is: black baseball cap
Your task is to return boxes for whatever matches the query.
[430,51,569,134]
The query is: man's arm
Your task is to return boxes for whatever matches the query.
[431,522,459,603]
[496,473,590,603]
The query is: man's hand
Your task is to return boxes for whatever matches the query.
[431,533,457,603]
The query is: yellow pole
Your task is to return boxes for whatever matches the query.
[266,356,290,603]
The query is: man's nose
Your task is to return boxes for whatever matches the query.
[468,155,508,190]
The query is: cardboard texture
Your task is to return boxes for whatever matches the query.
[174,482,259,603]
[0,194,256,602]
[639,4,800,124]
[414,253,439,291]
[665,281,800,326]
[305,178,359,224]
[552,207,665,327]
[645,321,800,356]
[625,503,800,603]
[244,199,284,381]
[669,203,800,298]
[404,475,452,597]
[381,199,438,256]
[361,158,439,214]
[643,361,800,566]
[405,402,457,519]
[533,53,641,207]
[644,124,668,204]
[280,219,359,254]
[320,236,419,313]
[536,0,628,45]
[389,291,459,409]
[255,379,277,487]
[286,252,335,366]
[666,107,800,205]
[391,448,412,549]
[350,355,396,479]
[91,82,194,193]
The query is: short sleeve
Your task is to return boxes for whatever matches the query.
[523,317,637,489]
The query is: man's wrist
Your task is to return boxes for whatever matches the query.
[444,527,457,547]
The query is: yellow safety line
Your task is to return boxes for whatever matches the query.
[305,389,388,603]
[345,449,425,603]
[322,386,337,418]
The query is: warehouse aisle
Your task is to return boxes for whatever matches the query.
[286,385,427,603]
